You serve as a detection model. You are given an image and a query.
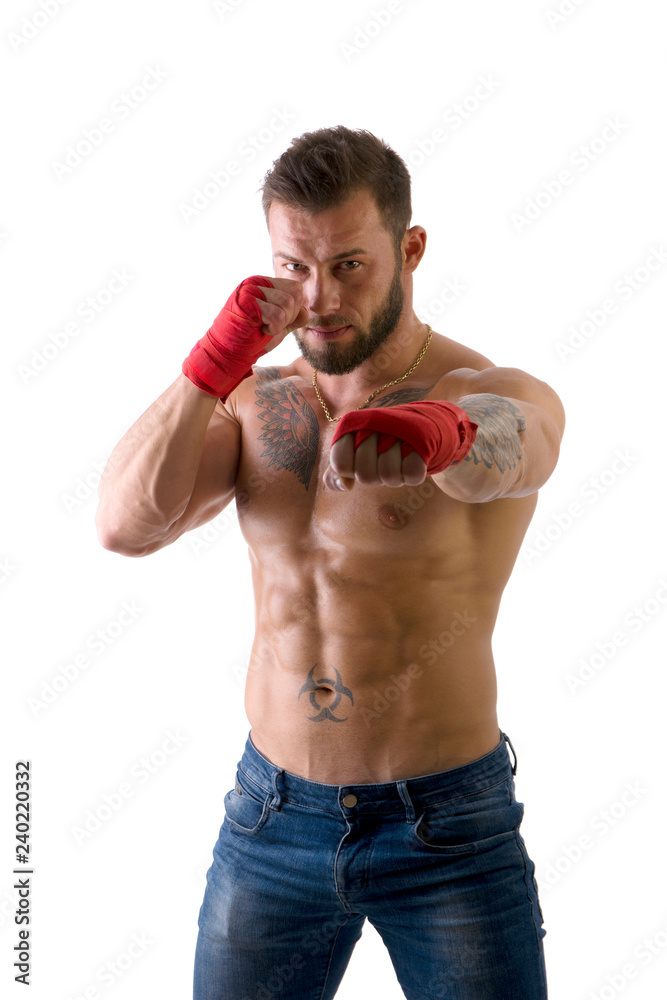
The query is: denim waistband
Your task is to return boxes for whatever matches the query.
[238,730,517,819]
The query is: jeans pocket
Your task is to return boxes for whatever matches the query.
[410,777,522,855]
[223,768,271,835]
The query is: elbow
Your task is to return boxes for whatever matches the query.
[94,508,163,558]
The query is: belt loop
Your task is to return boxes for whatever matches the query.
[503,732,518,776]
[269,768,283,811]
[396,780,416,823]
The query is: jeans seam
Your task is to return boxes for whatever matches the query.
[237,765,271,798]
[514,829,546,948]
[317,921,346,1000]
[418,772,511,809]
[225,807,268,835]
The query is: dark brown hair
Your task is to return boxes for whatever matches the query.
[260,126,412,249]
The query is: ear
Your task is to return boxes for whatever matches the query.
[401,225,427,272]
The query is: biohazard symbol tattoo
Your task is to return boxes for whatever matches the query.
[298,665,354,723]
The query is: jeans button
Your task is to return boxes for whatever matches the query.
[342,793,358,807]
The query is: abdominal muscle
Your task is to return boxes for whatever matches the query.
[243,553,502,784]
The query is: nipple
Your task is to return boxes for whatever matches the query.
[377,503,409,529]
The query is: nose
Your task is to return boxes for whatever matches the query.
[303,272,341,318]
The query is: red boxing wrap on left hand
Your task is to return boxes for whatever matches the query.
[329,400,478,476]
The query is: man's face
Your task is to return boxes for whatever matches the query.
[269,188,406,376]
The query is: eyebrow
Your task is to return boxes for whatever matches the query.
[272,248,368,263]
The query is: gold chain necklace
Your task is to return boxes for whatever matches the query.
[312,325,433,423]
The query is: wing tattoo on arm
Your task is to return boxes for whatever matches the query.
[457,393,527,473]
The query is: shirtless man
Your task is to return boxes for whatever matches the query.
[96,126,564,1000]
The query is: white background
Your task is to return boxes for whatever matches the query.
[2,1,666,998]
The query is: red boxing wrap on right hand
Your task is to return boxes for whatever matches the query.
[329,400,478,476]
[182,276,275,400]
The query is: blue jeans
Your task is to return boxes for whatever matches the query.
[193,730,547,999]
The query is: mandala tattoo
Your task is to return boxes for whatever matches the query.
[298,664,354,723]
[254,367,320,490]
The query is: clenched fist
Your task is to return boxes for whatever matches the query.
[182,275,308,401]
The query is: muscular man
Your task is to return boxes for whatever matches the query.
[96,126,564,999]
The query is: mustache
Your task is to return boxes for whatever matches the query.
[305,318,352,328]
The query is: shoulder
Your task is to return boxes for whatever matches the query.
[431,332,496,374]
[218,363,297,422]
[441,365,566,437]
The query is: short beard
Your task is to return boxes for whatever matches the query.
[293,254,404,376]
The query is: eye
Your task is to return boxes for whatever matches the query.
[284,262,305,272]
[339,261,360,270]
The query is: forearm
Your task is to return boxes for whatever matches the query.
[96,373,218,552]
[432,392,557,502]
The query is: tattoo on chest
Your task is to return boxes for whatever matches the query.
[367,383,437,408]
[254,367,320,490]
[252,369,438,491]
[298,664,354,722]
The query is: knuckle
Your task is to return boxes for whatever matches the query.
[355,460,377,485]
[331,452,352,477]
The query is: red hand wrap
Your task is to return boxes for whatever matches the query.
[329,400,478,476]
[182,275,274,400]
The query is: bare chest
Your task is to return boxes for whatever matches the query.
[232,366,461,558]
